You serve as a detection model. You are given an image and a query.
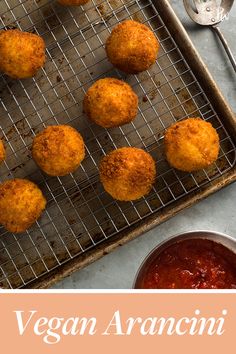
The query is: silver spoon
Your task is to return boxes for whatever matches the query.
[183,0,236,72]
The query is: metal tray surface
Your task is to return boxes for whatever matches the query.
[0,0,235,288]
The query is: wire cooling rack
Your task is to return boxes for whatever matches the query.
[0,0,235,288]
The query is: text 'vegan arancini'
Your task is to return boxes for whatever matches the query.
[99,147,156,201]
[0,179,46,233]
[164,118,220,172]
[32,125,85,176]
[83,78,138,128]
[0,29,45,79]
[106,20,159,74]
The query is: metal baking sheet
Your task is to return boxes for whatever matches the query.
[0,0,235,288]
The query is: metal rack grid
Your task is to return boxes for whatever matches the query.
[0,0,235,288]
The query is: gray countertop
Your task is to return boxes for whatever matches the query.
[52,0,236,289]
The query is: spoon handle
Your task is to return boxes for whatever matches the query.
[212,26,236,73]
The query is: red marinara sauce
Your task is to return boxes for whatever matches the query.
[138,239,236,289]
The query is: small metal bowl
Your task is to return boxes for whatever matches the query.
[133,230,236,289]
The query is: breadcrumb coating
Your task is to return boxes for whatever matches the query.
[83,78,138,128]
[32,125,85,176]
[0,179,46,233]
[99,147,156,201]
[106,20,159,74]
[0,29,45,79]
[0,139,5,164]
[164,118,220,172]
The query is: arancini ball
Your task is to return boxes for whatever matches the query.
[0,29,45,79]
[83,78,138,128]
[57,0,89,5]
[0,179,46,233]
[105,20,159,74]
[0,139,5,164]
[164,118,220,172]
[99,147,156,201]
[32,125,85,176]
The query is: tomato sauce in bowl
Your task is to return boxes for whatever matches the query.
[135,237,236,289]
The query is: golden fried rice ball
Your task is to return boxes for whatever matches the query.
[57,0,90,5]
[83,78,138,128]
[0,29,45,79]
[99,147,156,201]
[0,179,46,233]
[0,139,6,164]
[32,125,85,176]
[164,118,220,172]
[105,20,159,74]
